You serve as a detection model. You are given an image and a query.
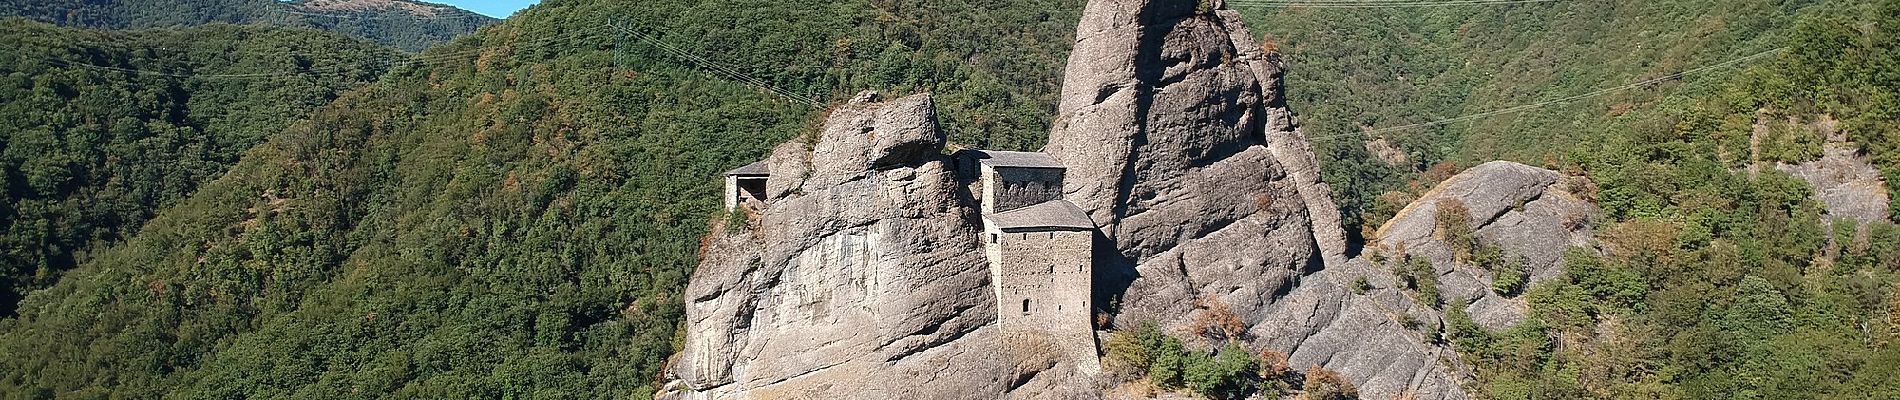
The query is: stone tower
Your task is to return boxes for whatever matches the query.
[968,151,1100,371]
[957,150,1067,214]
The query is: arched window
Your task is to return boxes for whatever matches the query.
[1022,299,1030,313]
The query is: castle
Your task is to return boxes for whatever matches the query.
[723,149,1101,369]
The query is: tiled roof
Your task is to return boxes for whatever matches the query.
[986,200,1095,231]
[971,150,1065,169]
[726,160,769,176]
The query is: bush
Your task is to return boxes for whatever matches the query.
[1492,256,1527,296]
[1185,343,1259,399]
[1435,199,1477,262]
[1258,350,1293,396]
[1149,335,1190,389]
[1192,296,1248,342]
[1102,330,1150,377]
[1303,366,1361,400]
[1411,257,1442,306]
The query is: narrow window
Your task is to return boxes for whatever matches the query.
[1022,299,1030,313]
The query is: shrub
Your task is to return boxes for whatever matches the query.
[1149,335,1190,389]
[722,207,749,235]
[1192,296,1248,342]
[1102,330,1151,377]
[1492,256,1528,296]
[1407,257,1442,306]
[1185,343,1259,399]
[1258,350,1293,396]
[1303,366,1361,400]
[1435,199,1477,262]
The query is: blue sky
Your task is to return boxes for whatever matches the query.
[436,0,541,18]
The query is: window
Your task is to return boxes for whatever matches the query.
[1022,299,1030,313]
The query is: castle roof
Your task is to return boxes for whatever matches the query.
[726,160,769,176]
[971,150,1065,169]
[986,200,1095,231]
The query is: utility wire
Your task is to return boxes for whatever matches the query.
[1306,47,1787,143]
[606,22,823,107]
[267,8,495,21]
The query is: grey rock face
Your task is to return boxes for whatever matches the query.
[1044,0,1309,328]
[1775,117,1891,226]
[668,93,1097,399]
[1373,161,1598,330]
[667,1,1609,399]
[1043,1,1452,399]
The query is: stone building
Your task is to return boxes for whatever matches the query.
[982,199,1098,370]
[723,161,768,211]
[957,150,1066,214]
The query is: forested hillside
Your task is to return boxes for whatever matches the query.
[1239,0,1843,239]
[1243,0,1900,398]
[0,0,1081,397]
[1,0,495,51]
[0,18,399,317]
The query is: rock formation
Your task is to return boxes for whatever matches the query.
[663,1,1601,399]
[1372,161,1598,330]
[665,93,1095,399]
[1043,0,1455,398]
[1775,116,1892,226]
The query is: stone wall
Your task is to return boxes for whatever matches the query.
[981,166,1065,214]
[724,176,767,211]
[984,226,1098,371]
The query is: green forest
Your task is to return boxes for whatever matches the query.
[0,0,1897,398]
[0,17,399,318]
[1,0,495,51]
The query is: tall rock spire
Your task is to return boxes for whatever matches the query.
[1043,0,1347,265]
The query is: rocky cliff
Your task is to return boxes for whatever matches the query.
[664,1,1602,399]
[666,93,1096,399]
[1043,1,1462,398]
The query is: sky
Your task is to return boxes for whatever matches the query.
[435,0,541,18]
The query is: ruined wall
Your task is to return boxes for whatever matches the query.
[984,227,1097,371]
[981,166,1065,214]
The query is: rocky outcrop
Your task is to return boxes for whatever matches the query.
[1373,161,1598,330]
[1042,1,1450,398]
[667,1,1609,399]
[1775,117,1891,226]
[666,93,1095,399]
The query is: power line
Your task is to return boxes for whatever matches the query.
[1229,0,1567,8]
[267,8,494,21]
[1305,47,1787,143]
[605,22,823,107]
